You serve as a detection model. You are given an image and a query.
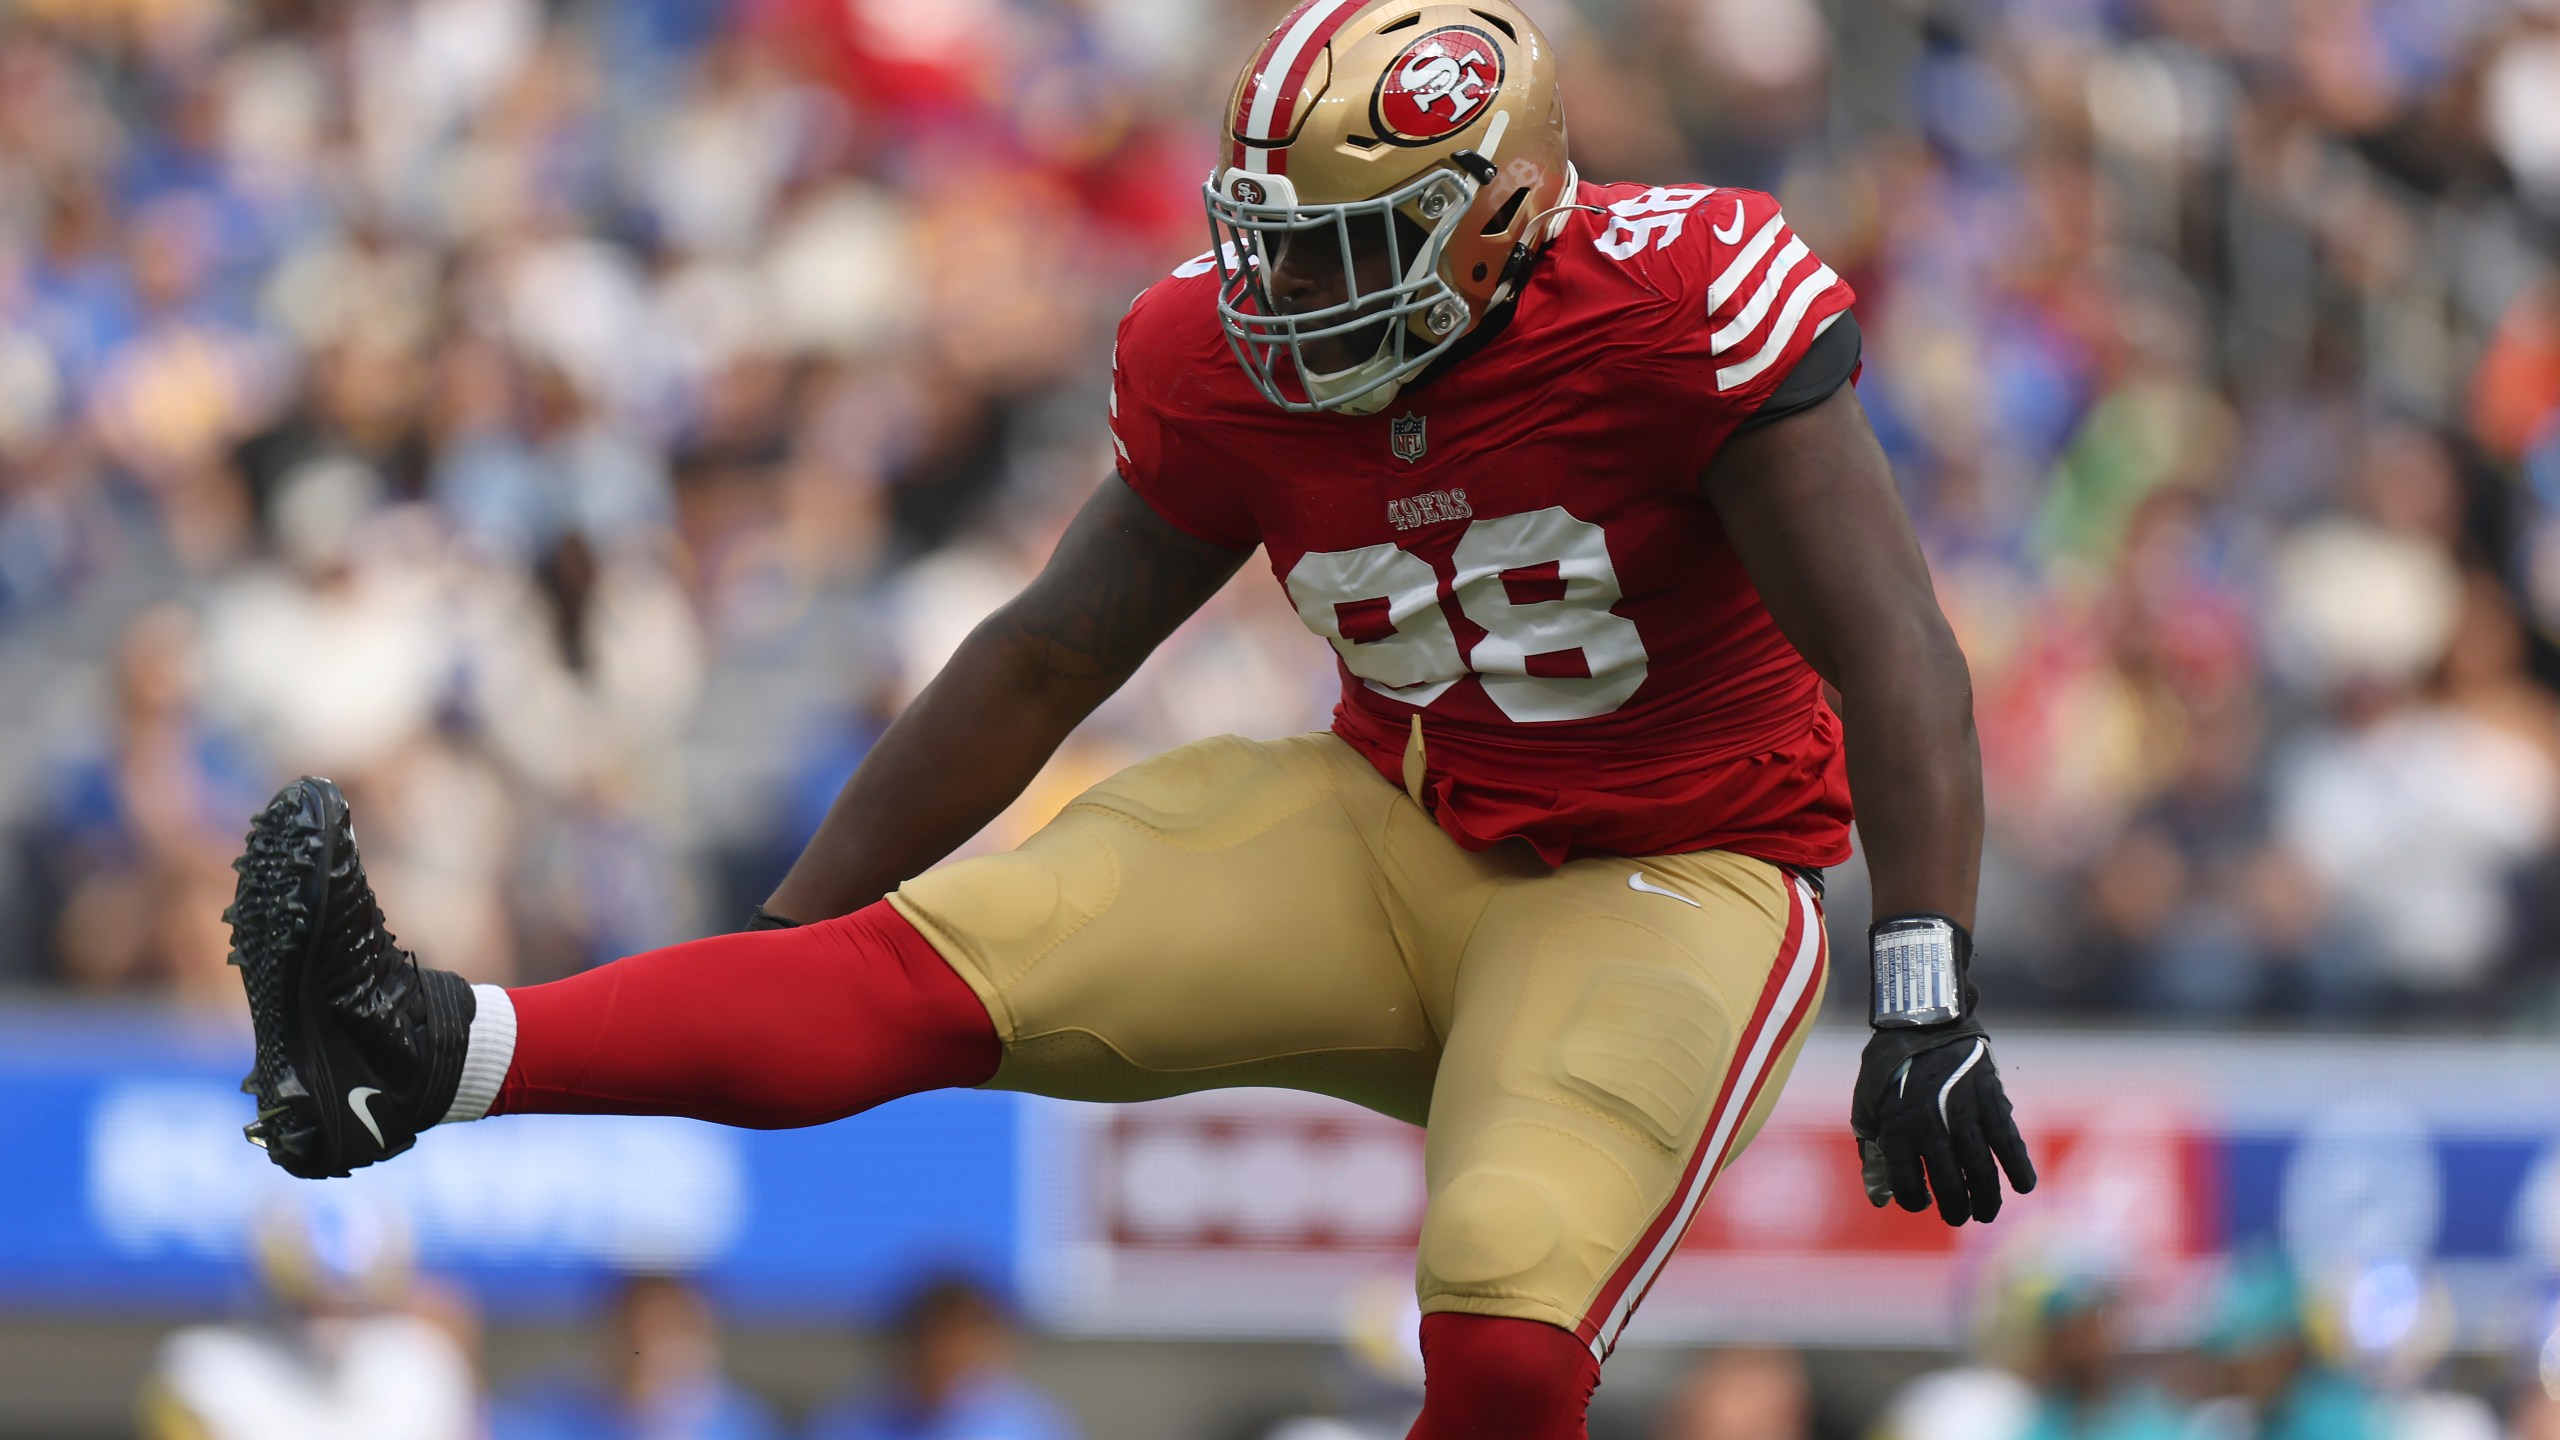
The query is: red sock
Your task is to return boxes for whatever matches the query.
[490,901,999,1127]
[1408,1313,1601,1440]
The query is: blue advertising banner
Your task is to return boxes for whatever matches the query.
[10,1007,2560,1347]
[0,1004,1023,1318]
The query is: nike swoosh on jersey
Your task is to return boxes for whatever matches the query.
[1711,199,1745,245]
[347,1086,387,1148]
[1627,872,1702,907]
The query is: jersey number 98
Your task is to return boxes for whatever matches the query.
[1284,508,1649,723]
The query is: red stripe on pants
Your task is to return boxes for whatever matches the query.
[1575,877,1826,1357]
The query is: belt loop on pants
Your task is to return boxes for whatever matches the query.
[1402,715,1429,808]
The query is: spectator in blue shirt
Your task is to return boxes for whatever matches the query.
[807,1275,1079,1440]
[492,1274,785,1440]
[26,604,268,994]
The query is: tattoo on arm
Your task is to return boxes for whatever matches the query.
[997,477,1250,686]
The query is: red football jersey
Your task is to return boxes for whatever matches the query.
[1110,180,1858,867]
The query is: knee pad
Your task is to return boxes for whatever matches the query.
[1419,1164,1565,1288]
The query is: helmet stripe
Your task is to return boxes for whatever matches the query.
[1233,0,1367,173]
[1231,0,1325,139]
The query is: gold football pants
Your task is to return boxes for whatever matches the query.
[891,732,1828,1356]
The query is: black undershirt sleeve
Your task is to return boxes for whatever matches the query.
[1735,311,1861,432]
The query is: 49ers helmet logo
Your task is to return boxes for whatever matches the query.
[1372,26,1504,144]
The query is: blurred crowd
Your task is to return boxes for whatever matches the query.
[1789,0,2560,1024]
[140,1202,1083,1440]
[0,0,2557,1025]
[0,0,1334,1002]
[137,1202,2560,1440]
[1237,1250,2560,1440]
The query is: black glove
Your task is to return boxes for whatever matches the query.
[745,905,804,931]
[1850,915,2036,1225]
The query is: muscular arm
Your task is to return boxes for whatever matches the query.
[1703,384,1981,928]
[1713,383,2033,1224]
[765,477,1250,922]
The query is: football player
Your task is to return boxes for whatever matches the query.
[224,3,2035,1434]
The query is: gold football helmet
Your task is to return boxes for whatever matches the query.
[1206,0,1573,414]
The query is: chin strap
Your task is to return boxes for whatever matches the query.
[1334,377,1403,417]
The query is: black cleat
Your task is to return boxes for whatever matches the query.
[226,776,474,1179]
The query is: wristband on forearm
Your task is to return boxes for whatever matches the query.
[1868,913,1971,1028]
[746,905,805,931]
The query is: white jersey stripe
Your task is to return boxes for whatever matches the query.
[1245,0,1361,142]
[1705,214,1788,310]
[1716,263,1841,391]
[1710,237,1808,355]
[1589,874,1823,1360]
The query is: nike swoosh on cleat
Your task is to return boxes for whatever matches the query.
[347,1086,387,1148]
[1712,199,1745,245]
[1627,872,1702,907]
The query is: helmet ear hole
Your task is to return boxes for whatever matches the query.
[1479,185,1531,237]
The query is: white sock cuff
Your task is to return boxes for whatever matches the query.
[440,984,517,1126]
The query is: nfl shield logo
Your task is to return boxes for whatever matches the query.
[1390,412,1428,463]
